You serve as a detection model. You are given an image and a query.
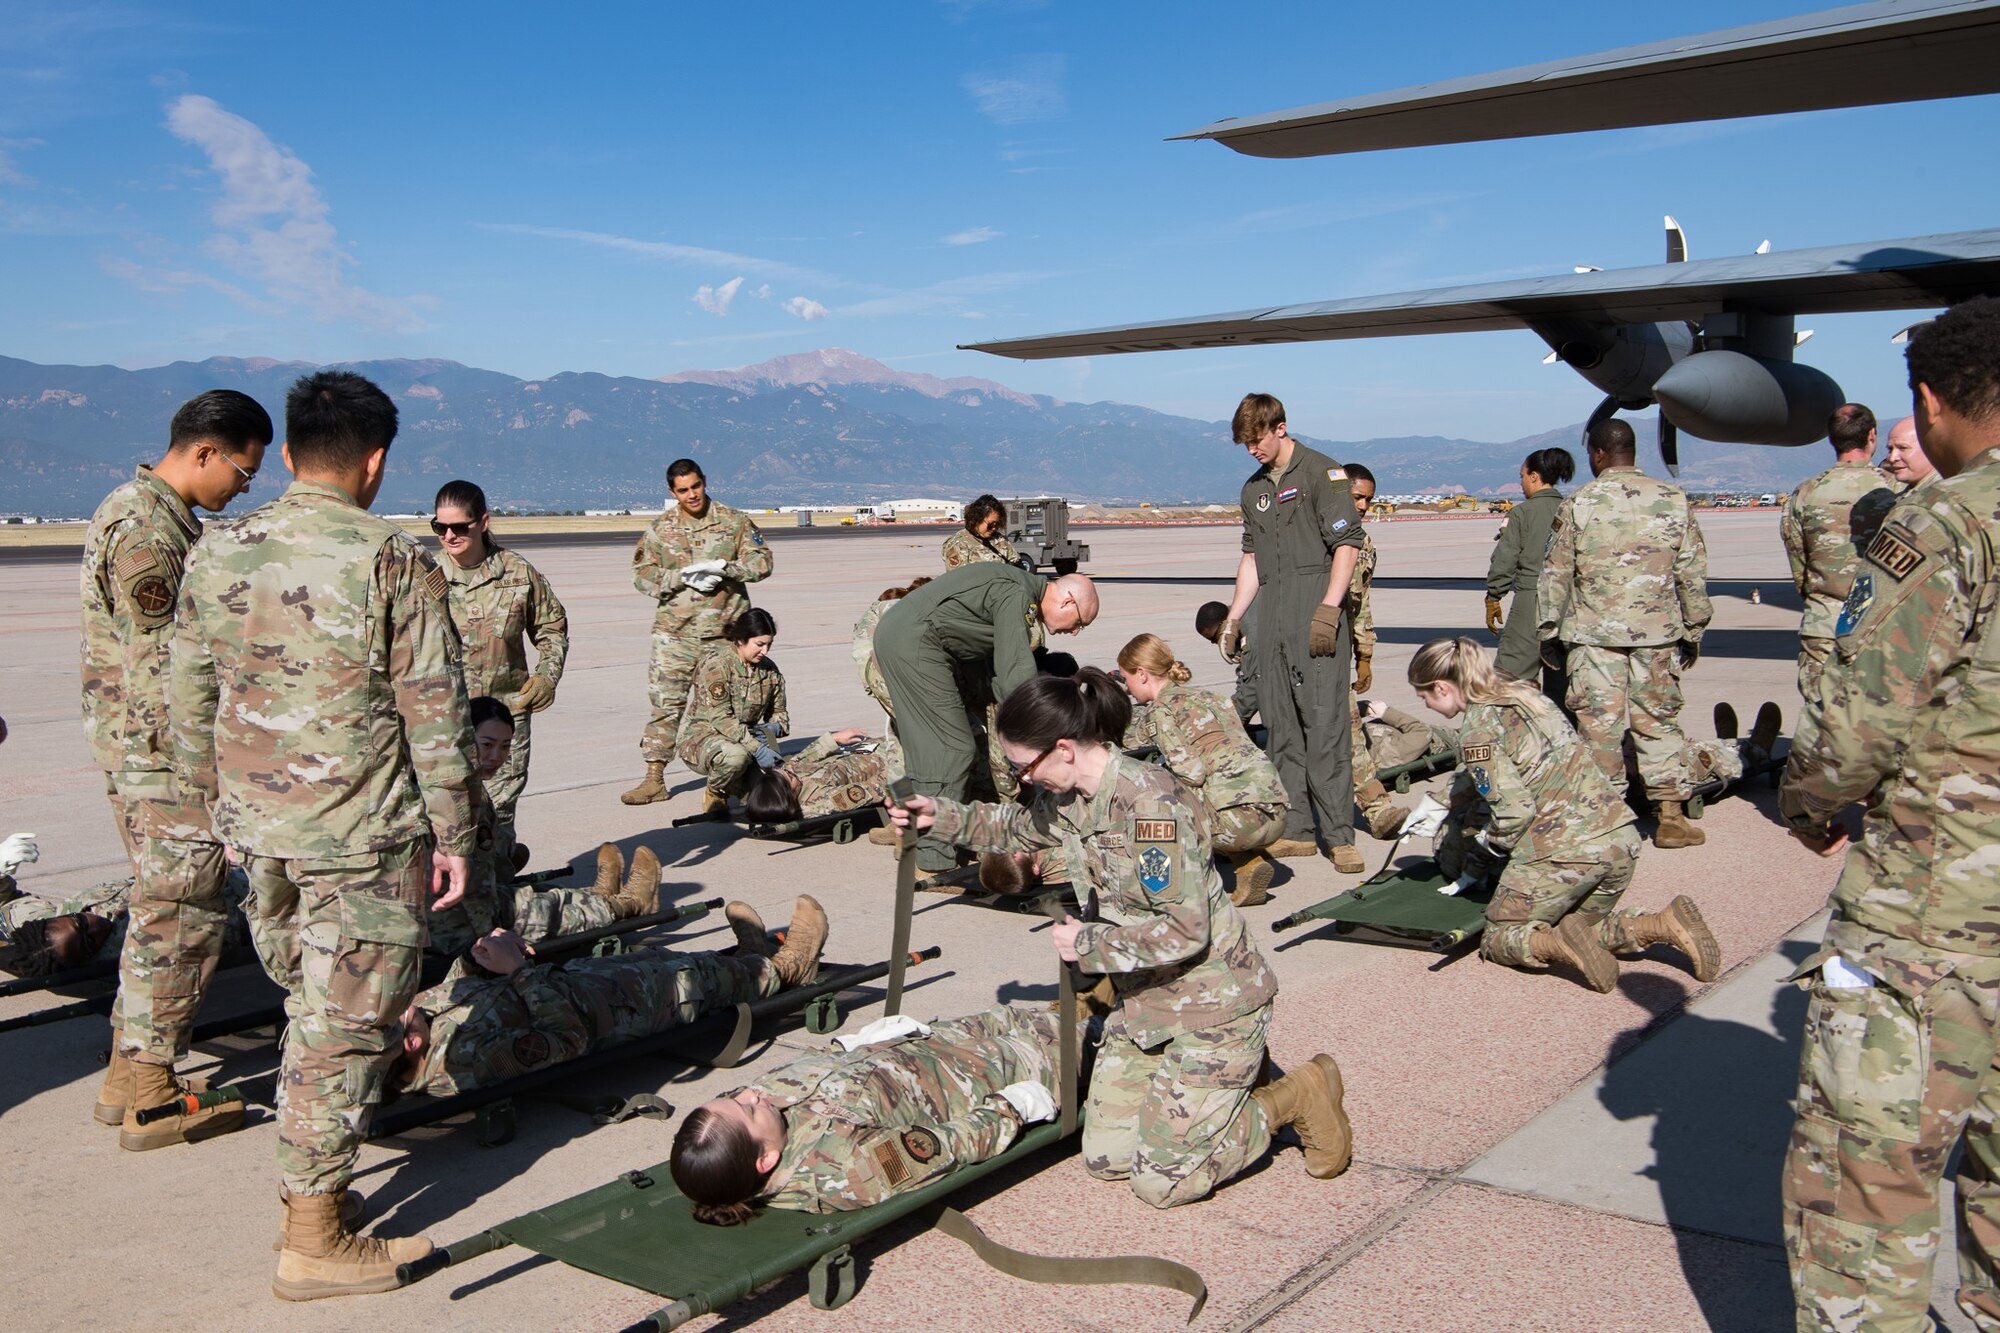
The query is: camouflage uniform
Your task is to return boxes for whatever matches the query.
[930,751,1280,1207]
[788,733,897,819]
[676,645,789,799]
[1447,690,1646,967]
[852,598,896,717]
[1,875,251,979]
[1488,485,1564,682]
[1343,532,1402,831]
[1778,446,2000,1333]
[1145,682,1287,855]
[1239,445,1366,846]
[631,501,772,762]
[80,465,235,1065]
[398,946,775,1097]
[875,564,1048,872]
[1538,465,1712,803]
[1230,601,1262,726]
[756,1006,1064,1213]
[169,478,477,1197]
[942,527,1022,570]
[427,784,613,956]
[439,544,568,827]
[1781,459,1890,706]
[1360,705,1453,771]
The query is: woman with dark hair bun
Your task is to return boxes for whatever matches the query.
[886,667,1353,1210]
[430,479,569,849]
[676,608,789,814]
[1484,447,1574,688]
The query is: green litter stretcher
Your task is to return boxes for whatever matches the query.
[1273,855,1490,950]
[398,1119,1206,1330]
[1376,749,1456,794]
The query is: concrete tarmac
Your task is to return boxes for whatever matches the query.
[0,510,1937,1331]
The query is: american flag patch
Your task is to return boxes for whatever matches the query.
[423,565,450,602]
[874,1140,909,1187]
[115,546,160,579]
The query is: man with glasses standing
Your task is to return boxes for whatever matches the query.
[80,389,270,1148]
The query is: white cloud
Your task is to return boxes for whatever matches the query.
[483,222,843,287]
[98,255,282,312]
[753,283,772,299]
[944,225,1001,246]
[782,296,829,321]
[693,275,746,315]
[961,55,1067,125]
[161,94,425,332]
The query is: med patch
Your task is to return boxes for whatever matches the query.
[1866,526,1924,581]
[1462,743,1493,764]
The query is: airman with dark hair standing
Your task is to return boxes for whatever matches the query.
[1781,404,1888,706]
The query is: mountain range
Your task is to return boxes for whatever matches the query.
[0,347,1847,516]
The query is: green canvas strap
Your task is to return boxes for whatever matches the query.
[1038,891,1079,1136]
[933,1206,1207,1322]
[884,780,919,1015]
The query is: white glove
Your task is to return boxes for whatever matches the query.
[996,1080,1057,1124]
[683,572,723,594]
[0,833,38,874]
[1400,794,1448,840]
[1439,870,1483,897]
[1821,956,1875,989]
[683,558,728,577]
[833,1014,932,1051]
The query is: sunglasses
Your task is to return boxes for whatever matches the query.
[1007,743,1058,783]
[430,518,479,537]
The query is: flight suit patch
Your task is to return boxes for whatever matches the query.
[1462,744,1493,763]
[1866,528,1923,581]
[1277,487,1299,504]
[901,1127,941,1162]
[1328,468,1343,483]
[130,575,176,619]
[1255,493,1271,512]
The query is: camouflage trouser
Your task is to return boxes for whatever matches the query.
[1481,825,1644,967]
[117,795,232,1064]
[485,708,532,832]
[983,700,1017,804]
[575,948,780,1046]
[1083,1003,1273,1209]
[641,629,711,763]
[1784,940,2000,1333]
[1210,803,1287,857]
[680,734,756,798]
[1688,738,1749,789]
[1349,698,1380,791]
[1565,643,1692,803]
[244,837,431,1196]
[1798,635,1835,711]
[510,885,616,942]
[100,772,151,876]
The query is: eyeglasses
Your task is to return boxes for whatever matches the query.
[214,451,257,485]
[1008,743,1057,783]
[430,518,478,537]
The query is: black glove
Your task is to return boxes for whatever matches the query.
[1679,639,1700,669]
[1539,638,1567,673]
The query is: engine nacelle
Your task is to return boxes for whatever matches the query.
[1650,350,1845,446]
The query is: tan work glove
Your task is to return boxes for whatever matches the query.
[1484,597,1504,635]
[1217,618,1246,664]
[512,676,556,714]
[1309,604,1342,657]
[1353,649,1372,694]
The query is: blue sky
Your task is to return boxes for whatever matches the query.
[3,0,1995,447]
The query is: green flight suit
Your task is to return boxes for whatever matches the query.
[1487,486,1563,683]
[1238,444,1365,847]
[874,563,1047,872]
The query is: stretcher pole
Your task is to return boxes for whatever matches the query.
[1038,891,1079,1137]
[883,780,918,1016]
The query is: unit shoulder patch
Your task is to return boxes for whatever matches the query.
[129,575,176,620]
[708,680,728,702]
[513,1032,551,1067]
[1137,845,1174,894]
[1254,493,1271,513]
[1865,526,1925,582]
[901,1127,941,1162]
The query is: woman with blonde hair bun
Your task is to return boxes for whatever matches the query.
[1407,636,1718,992]
[1117,634,1288,906]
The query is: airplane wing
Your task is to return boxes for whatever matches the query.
[1175,0,2000,158]
[961,229,2000,359]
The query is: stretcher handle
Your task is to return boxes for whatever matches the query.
[883,778,920,1016]
[132,1085,243,1126]
[396,1227,510,1287]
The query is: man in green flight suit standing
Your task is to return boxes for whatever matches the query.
[1215,394,1368,873]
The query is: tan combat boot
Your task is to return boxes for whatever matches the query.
[769,895,829,986]
[868,824,901,847]
[620,762,668,806]
[272,1185,363,1251]
[724,901,775,956]
[273,1188,431,1302]
[1527,917,1620,993]
[1625,894,1723,983]
[1357,779,1410,839]
[1251,1054,1353,1179]
[1328,844,1366,874]
[95,1047,137,1126]
[120,1059,244,1151]
[609,847,661,919]
[702,789,730,816]
[1654,800,1707,849]
[1266,837,1320,860]
[1228,851,1276,908]
[589,842,623,897]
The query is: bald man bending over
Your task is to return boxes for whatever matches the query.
[874,565,1097,872]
